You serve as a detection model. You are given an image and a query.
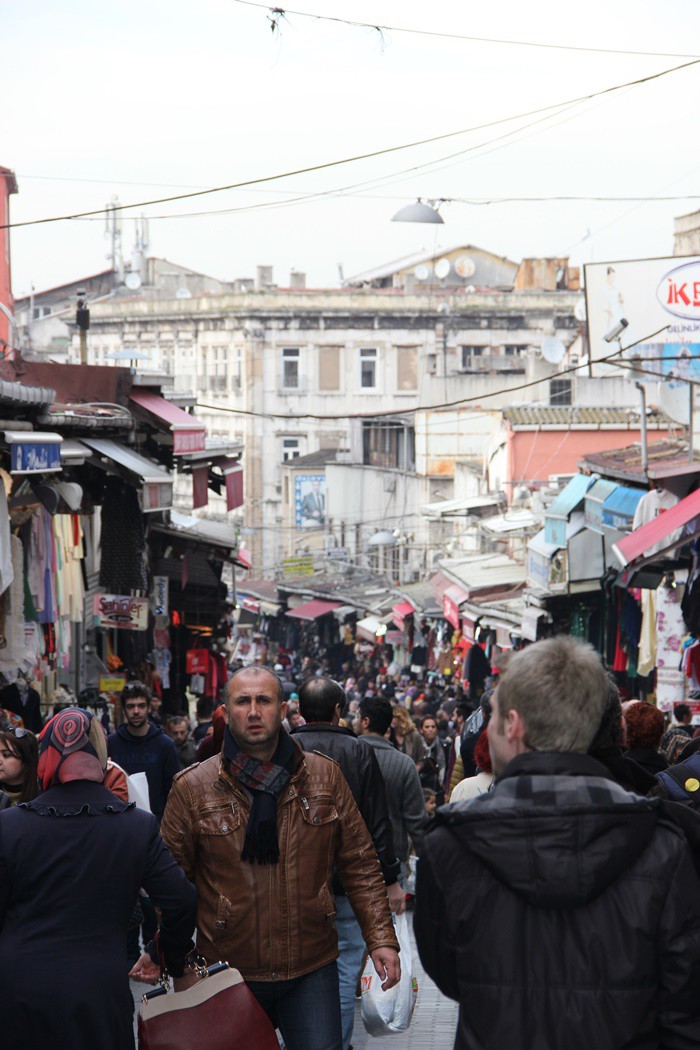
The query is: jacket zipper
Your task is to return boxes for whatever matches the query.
[301,797,309,811]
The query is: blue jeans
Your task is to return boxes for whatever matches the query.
[247,961,342,1050]
[335,894,366,1050]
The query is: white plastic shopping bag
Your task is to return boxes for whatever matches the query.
[126,771,151,812]
[360,912,418,1035]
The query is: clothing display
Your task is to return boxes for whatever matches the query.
[637,590,658,678]
[632,488,681,556]
[99,478,147,593]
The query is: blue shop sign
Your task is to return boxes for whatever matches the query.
[8,436,62,474]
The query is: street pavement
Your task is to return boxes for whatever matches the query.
[131,914,458,1048]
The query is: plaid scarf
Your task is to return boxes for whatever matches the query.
[224,726,295,864]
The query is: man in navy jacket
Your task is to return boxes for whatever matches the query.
[107,682,180,822]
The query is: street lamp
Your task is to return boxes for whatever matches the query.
[391,199,444,224]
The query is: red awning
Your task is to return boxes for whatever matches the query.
[443,584,469,630]
[286,599,341,621]
[392,601,415,631]
[613,488,700,567]
[130,389,206,454]
[236,546,252,570]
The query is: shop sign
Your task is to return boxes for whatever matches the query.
[142,482,173,513]
[93,594,149,631]
[152,575,169,616]
[283,555,315,577]
[327,548,349,561]
[11,440,61,474]
[98,674,127,694]
[385,630,405,646]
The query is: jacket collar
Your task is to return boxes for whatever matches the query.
[359,734,394,751]
[20,779,134,816]
[292,723,356,739]
[496,750,616,785]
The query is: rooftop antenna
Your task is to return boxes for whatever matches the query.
[105,196,124,282]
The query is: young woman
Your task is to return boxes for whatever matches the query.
[390,704,424,764]
[0,727,40,809]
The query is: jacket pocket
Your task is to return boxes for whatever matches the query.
[198,806,241,836]
[300,795,339,826]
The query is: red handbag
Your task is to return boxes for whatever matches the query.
[138,962,279,1050]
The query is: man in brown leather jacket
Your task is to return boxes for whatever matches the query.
[161,665,400,1050]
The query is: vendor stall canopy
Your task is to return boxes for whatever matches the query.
[285,599,341,621]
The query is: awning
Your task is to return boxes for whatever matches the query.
[421,496,500,519]
[129,388,206,454]
[286,599,341,621]
[241,596,260,614]
[81,438,174,512]
[356,615,385,642]
[429,571,455,602]
[545,474,595,546]
[444,584,468,629]
[584,478,619,532]
[237,546,252,570]
[613,488,700,567]
[601,486,645,531]
[392,600,415,631]
[151,510,247,564]
[213,459,244,512]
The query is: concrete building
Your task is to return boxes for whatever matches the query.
[0,166,18,354]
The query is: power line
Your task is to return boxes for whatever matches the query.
[230,0,700,60]
[4,58,698,231]
[196,325,670,422]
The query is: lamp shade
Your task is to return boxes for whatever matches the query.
[367,529,398,547]
[391,200,444,224]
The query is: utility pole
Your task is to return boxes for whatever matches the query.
[76,289,90,365]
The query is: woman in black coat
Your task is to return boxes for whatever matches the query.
[0,708,197,1050]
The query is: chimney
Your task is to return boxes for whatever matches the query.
[256,265,273,291]
[289,270,306,290]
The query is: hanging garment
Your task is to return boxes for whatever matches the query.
[0,483,13,597]
[99,480,147,594]
[632,489,681,557]
[638,589,658,677]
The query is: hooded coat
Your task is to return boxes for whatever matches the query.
[415,751,700,1050]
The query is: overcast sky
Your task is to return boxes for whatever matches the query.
[5,0,700,296]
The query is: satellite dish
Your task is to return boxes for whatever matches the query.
[175,288,192,299]
[434,258,451,280]
[541,337,566,365]
[455,255,476,279]
[124,271,142,291]
[574,298,587,322]
[414,264,431,281]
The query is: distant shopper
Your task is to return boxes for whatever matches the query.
[166,715,197,769]
[624,702,668,777]
[0,727,39,809]
[450,727,493,802]
[193,695,215,742]
[107,683,180,822]
[673,703,694,737]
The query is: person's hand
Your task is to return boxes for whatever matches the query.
[129,953,162,985]
[387,881,406,915]
[370,947,401,991]
[173,972,201,993]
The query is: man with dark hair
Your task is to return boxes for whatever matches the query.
[416,637,700,1050]
[166,715,197,770]
[294,677,402,1050]
[673,703,694,737]
[355,697,427,877]
[107,683,180,821]
[193,696,215,742]
[162,666,400,1050]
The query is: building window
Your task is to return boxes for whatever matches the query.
[319,346,341,391]
[461,346,486,370]
[396,347,418,391]
[282,437,301,462]
[360,348,377,389]
[282,347,300,389]
[233,347,243,390]
[550,379,572,405]
[32,305,51,320]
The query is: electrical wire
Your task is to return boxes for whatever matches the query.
[4,58,698,230]
[229,0,700,60]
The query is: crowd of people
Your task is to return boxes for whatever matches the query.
[1,636,700,1049]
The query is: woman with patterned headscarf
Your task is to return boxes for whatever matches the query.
[0,707,197,1050]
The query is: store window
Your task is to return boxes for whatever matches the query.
[282,347,300,389]
[360,348,378,389]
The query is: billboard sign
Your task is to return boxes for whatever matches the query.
[294,473,326,529]
[585,256,700,404]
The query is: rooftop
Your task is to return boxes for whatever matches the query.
[503,406,672,428]
[282,447,343,469]
[580,440,700,483]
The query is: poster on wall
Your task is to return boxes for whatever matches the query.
[294,473,326,529]
[585,256,700,422]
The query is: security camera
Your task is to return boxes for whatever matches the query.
[604,318,629,342]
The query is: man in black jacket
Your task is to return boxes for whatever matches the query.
[294,676,401,1050]
[415,636,700,1050]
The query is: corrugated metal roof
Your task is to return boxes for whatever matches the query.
[0,378,55,407]
[580,440,698,483]
[504,406,670,427]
